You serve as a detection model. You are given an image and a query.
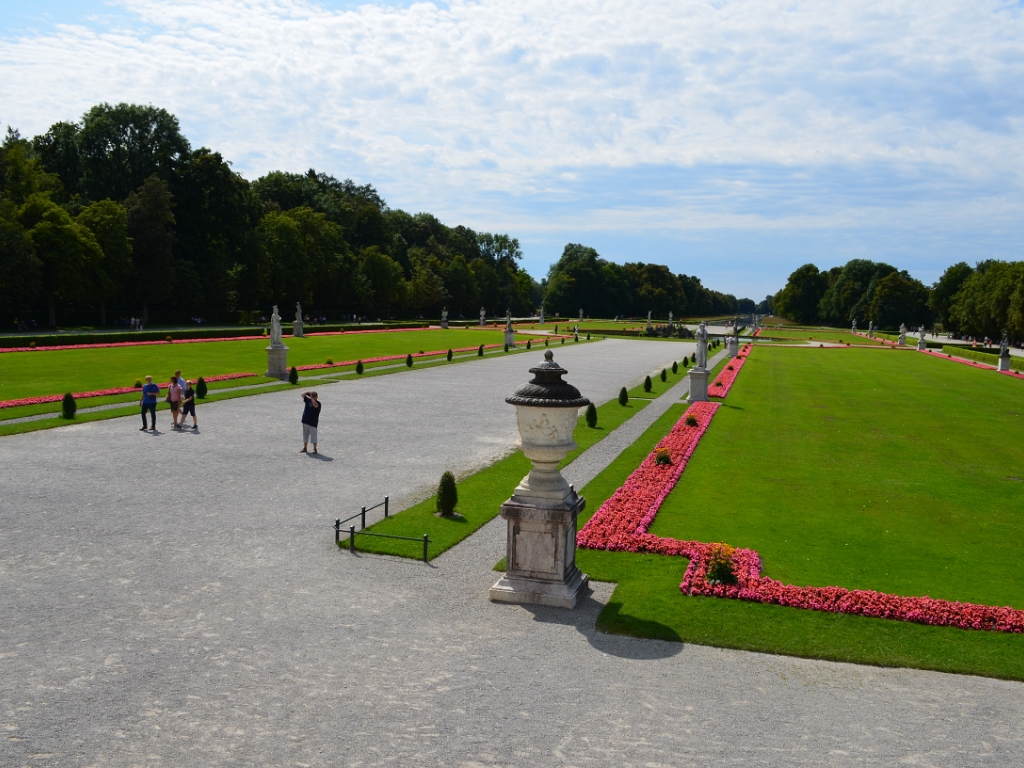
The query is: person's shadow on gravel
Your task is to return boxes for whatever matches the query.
[306,452,334,461]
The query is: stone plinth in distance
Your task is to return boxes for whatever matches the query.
[687,367,709,401]
[504,330,516,348]
[898,334,906,345]
[918,338,927,351]
[999,354,1011,371]
[292,321,304,338]
[441,318,449,329]
[489,492,588,609]
[265,345,290,379]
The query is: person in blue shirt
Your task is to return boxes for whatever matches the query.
[300,391,320,454]
[139,375,160,431]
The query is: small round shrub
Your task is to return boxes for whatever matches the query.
[326,357,333,364]
[288,366,298,385]
[654,447,672,465]
[643,375,652,392]
[660,368,667,382]
[706,543,738,585]
[618,387,629,406]
[586,333,591,340]
[478,344,484,356]
[356,360,364,374]
[406,353,413,367]
[585,402,597,428]
[672,361,678,374]
[29,341,36,348]
[133,378,143,389]
[165,335,173,343]
[447,348,453,361]
[195,376,208,399]
[61,392,76,419]
[685,415,698,427]
[436,470,458,516]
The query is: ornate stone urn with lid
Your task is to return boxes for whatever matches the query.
[489,351,591,608]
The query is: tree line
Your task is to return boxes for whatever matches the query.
[772,259,1024,339]
[0,102,755,329]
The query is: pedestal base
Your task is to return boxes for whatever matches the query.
[489,492,588,609]
[504,330,516,347]
[292,321,304,338]
[898,334,906,346]
[441,319,449,329]
[917,339,927,351]
[999,355,1011,371]
[265,345,290,379]
[687,367,709,401]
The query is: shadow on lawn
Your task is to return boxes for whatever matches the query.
[521,592,683,660]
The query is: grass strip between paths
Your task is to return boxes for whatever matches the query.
[348,395,657,560]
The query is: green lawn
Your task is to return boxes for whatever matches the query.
[573,346,1024,679]
[758,328,892,345]
[0,328,530,402]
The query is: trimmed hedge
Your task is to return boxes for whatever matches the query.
[942,345,1024,372]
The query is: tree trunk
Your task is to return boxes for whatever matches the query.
[48,300,56,329]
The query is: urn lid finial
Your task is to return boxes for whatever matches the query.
[506,351,590,408]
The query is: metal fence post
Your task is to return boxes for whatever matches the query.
[384,496,389,518]
[334,518,341,546]
[361,506,366,530]
[349,525,355,553]
[422,535,429,563]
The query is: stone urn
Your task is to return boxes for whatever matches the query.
[490,351,591,608]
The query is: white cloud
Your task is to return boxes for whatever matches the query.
[2,0,1023,292]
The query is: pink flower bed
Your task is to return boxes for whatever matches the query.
[752,328,763,338]
[707,345,750,397]
[999,369,1024,380]
[577,367,1024,633]
[851,331,897,346]
[0,373,257,410]
[918,349,994,370]
[295,344,505,371]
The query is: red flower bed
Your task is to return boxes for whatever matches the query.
[0,373,257,410]
[999,369,1024,380]
[918,349,995,370]
[752,328,762,337]
[851,331,898,346]
[708,345,750,397]
[577,376,1024,633]
[295,344,505,371]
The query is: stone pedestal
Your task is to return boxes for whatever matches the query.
[265,345,289,379]
[489,492,588,609]
[898,334,906,346]
[726,338,737,358]
[917,338,927,351]
[688,367,709,401]
[868,330,874,338]
[504,329,516,347]
[292,320,304,338]
[999,354,1011,371]
[441,318,449,329]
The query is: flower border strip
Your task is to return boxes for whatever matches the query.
[0,373,258,410]
[707,345,750,398]
[576,375,1024,633]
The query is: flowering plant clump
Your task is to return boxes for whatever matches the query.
[654,447,672,465]
[577,355,1024,633]
[0,372,257,410]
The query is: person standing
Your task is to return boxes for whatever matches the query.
[168,375,183,428]
[181,379,198,430]
[300,391,321,454]
[139,375,159,431]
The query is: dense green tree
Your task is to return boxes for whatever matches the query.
[774,264,828,324]
[817,259,897,326]
[0,204,42,314]
[929,262,974,329]
[125,175,176,323]
[360,246,406,317]
[76,199,133,325]
[948,261,1024,339]
[867,271,931,330]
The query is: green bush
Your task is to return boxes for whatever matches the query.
[446,348,453,361]
[545,338,549,347]
[356,360,364,374]
[672,361,678,374]
[644,375,652,392]
[561,338,565,345]
[288,366,298,385]
[504,343,509,353]
[133,378,143,388]
[942,345,1024,372]
[195,376,208,399]
[165,335,173,343]
[526,340,531,350]
[683,357,690,368]
[436,470,458,516]
[61,392,76,419]
[618,387,629,406]
[587,333,591,340]
[585,402,597,428]
[660,368,667,382]
[685,415,698,427]
[476,344,483,357]
[406,353,413,367]
[326,357,333,364]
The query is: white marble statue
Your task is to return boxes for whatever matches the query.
[270,305,283,346]
[852,319,857,332]
[1001,333,1010,356]
[899,323,907,335]
[668,311,673,328]
[506,308,513,332]
[442,306,448,321]
[579,308,584,321]
[695,321,709,369]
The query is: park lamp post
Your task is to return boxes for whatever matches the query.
[489,350,591,609]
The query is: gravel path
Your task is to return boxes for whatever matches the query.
[0,339,1021,767]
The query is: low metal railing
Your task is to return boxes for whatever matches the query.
[332,496,431,563]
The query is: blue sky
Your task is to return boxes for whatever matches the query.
[2,0,1023,299]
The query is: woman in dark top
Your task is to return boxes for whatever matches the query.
[181,379,198,430]
[300,391,320,454]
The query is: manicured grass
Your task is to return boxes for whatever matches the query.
[349,395,655,560]
[0,328,524,402]
[759,328,891,346]
[573,346,1024,680]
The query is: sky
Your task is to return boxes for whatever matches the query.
[2,0,1023,300]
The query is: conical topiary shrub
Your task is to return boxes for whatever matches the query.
[672,361,678,374]
[643,375,652,392]
[406,353,413,367]
[478,344,484,357]
[585,402,597,428]
[61,392,76,419]
[526,340,531,349]
[436,470,458,516]
[660,368,667,382]
[618,387,628,406]
[504,343,509,353]
[545,338,549,346]
[288,366,298,385]
[356,360,364,374]
[447,348,453,361]
[196,376,208,399]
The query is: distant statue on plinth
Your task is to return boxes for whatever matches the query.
[480,306,487,327]
[506,308,513,331]
[1001,332,1010,357]
[646,310,652,331]
[852,319,857,333]
[695,321,709,369]
[868,320,874,338]
[292,302,304,338]
[668,311,674,328]
[538,307,545,324]
[918,325,928,351]
[898,322,907,345]
[579,308,583,322]
[441,306,449,329]
[270,305,284,347]
[504,308,516,347]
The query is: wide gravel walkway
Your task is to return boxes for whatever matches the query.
[0,339,1021,767]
